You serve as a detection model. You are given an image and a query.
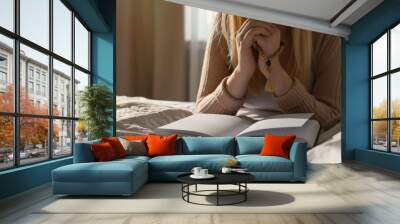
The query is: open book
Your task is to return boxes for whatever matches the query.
[154,113,320,147]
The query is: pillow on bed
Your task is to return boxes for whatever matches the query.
[118,137,147,156]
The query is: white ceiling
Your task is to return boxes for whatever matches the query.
[165,0,384,38]
[227,0,351,21]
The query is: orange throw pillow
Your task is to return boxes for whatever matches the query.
[91,142,117,162]
[146,134,177,157]
[124,135,148,141]
[260,134,296,159]
[101,137,127,158]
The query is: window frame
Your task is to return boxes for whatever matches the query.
[0,0,92,171]
[370,20,400,154]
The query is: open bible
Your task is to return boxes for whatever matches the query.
[154,113,320,147]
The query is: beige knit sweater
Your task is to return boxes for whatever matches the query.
[195,22,341,130]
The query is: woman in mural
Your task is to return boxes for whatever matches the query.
[196,13,341,130]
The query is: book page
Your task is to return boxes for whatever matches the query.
[237,113,319,147]
[154,113,253,136]
[239,120,321,147]
[239,113,314,134]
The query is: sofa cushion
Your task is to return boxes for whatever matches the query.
[236,137,264,155]
[147,134,177,157]
[149,154,235,172]
[91,142,118,161]
[53,158,147,183]
[123,135,148,141]
[119,138,147,156]
[73,140,100,163]
[116,155,150,163]
[101,137,127,158]
[177,137,235,155]
[236,155,293,172]
[260,134,296,159]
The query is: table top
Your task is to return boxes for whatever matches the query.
[177,172,255,185]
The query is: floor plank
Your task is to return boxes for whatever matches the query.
[1,162,400,224]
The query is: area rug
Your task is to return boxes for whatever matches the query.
[37,183,361,214]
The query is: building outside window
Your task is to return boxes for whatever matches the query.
[0,71,7,89]
[370,22,400,153]
[35,70,40,81]
[0,0,91,170]
[28,66,34,80]
[0,54,7,67]
[28,81,34,94]
[0,54,7,91]
[41,73,46,83]
[35,83,40,95]
[41,85,46,97]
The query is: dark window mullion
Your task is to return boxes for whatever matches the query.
[48,0,54,160]
[13,0,20,167]
[71,10,76,155]
[370,45,373,149]
[388,30,391,152]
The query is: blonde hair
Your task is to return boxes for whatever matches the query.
[219,14,313,93]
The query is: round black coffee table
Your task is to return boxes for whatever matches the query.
[177,173,255,206]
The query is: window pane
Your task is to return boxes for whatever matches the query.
[391,24,400,70]
[391,120,400,153]
[372,33,387,76]
[20,0,49,49]
[0,34,14,112]
[53,59,72,117]
[372,76,387,119]
[74,18,89,70]
[53,0,72,60]
[75,18,89,70]
[391,72,400,118]
[372,121,388,151]
[0,0,14,31]
[74,69,89,118]
[75,120,88,143]
[53,119,72,158]
[20,117,49,165]
[0,116,13,170]
[20,44,49,115]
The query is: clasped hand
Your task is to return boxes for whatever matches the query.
[235,19,293,95]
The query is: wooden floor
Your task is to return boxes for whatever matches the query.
[1,162,400,224]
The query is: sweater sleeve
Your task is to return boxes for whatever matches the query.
[195,18,244,114]
[273,33,341,129]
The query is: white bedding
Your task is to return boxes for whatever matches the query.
[116,96,341,163]
[117,96,195,136]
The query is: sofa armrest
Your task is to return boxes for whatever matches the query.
[289,141,307,181]
[73,140,100,163]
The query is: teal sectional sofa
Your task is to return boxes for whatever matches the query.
[52,137,307,196]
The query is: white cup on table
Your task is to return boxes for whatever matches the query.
[221,167,232,174]
[199,169,208,176]
[191,167,202,176]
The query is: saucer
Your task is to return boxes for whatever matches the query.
[190,174,215,179]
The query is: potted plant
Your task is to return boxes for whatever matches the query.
[79,84,113,140]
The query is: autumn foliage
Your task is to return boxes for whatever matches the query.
[372,99,400,142]
[0,85,59,151]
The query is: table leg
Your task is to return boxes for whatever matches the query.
[217,184,219,206]
[195,184,198,192]
[187,184,190,202]
[245,183,247,201]
[181,184,183,199]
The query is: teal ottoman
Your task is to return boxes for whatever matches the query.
[52,156,148,196]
